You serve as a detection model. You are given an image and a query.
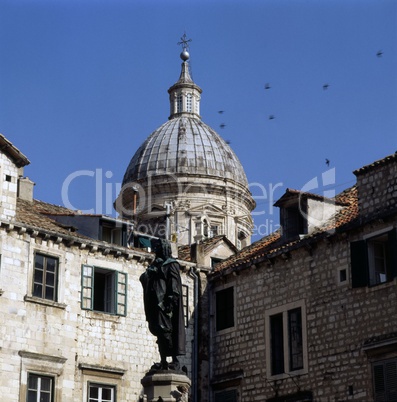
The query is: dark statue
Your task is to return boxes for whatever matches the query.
[140,238,186,371]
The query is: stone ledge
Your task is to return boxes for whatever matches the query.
[24,295,67,309]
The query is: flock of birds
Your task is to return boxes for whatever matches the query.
[216,50,384,167]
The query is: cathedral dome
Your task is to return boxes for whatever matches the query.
[122,116,248,187]
[117,36,255,248]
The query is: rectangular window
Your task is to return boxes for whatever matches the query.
[82,265,127,316]
[27,373,54,402]
[186,93,192,112]
[285,206,307,238]
[288,308,303,371]
[373,358,397,401]
[215,286,234,331]
[33,253,58,301]
[177,94,183,113]
[266,301,307,378]
[214,389,237,402]
[88,383,116,402]
[351,229,397,288]
[182,284,189,327]
[211,257,223,269]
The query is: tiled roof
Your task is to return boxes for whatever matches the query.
[16,199,91,239]
[274,188,350,207]
[211,186,358,275]
[353,152,397,176]
[0,133,30,167]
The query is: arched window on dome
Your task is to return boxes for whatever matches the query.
[186,93,192,112]
[177,94,183,113]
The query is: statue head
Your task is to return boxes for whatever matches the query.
[152,238,172,260]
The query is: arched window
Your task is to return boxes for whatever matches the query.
[186,93,192,112]
[177,94,183,113]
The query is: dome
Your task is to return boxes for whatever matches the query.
[122,116,248,186]
[116,36,255,248]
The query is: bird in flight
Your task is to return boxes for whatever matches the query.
[265,83,271,90]
[269,115,275,120]
[325,159,330,167]
[218,110,224,114]
[377,50,383,57]
[323,84,329,90]
[220,123,226,129]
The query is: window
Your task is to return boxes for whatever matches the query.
[211,225,219,237]
[177,94,183,113]
[284,205,307,238]
[186,93,192,112]
[88,383,116,402]
[81,265,127,316]
[214,389,237,402]
[211,257,223,269]
[215,286,234,331]
[266,301,307,378]
[372,358,397,401]
[182,284,189,327]
[27,373,54,402]
[351,229,397,287]
[33,253,58,301]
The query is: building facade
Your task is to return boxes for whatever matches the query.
[208,153,397,401]
[0,134,201,401]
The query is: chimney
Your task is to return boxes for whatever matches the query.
[18,177,35,202]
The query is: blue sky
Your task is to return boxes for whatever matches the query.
[0,0,396,241]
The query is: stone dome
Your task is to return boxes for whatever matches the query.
[117,39,255,248]
[122,116,248,186]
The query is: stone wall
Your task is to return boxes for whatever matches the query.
[0,228,195,401]
[355,154,397,216]
[0,152,19,220]
[209,216,397,401]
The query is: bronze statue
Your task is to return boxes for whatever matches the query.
[140,239,186,371]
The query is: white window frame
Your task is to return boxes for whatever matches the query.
[265,300,308,379]
[19,351,66,402]
[88,382,116,402]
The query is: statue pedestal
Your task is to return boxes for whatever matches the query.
[141,371,191,402]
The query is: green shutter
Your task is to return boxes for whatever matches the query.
[350,240,369,288]
[387,229,397,280]
[116,271,127,316]
[81,265,94,310]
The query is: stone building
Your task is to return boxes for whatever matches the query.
[0,133,202,401]
[208,152,397,401]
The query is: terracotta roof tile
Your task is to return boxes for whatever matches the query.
[353,152,397,176]
[212,186,358,274]
[15,199,91,239]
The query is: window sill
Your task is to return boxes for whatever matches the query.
[366,278,397,293]
[24,295,67,309]
[82,310,122,322]
[267,368,308,381]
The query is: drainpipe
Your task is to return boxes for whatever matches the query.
[189,267,199,402]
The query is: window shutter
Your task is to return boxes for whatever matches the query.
[81,265,94,310]
[385,360,397,401]
[350,240,369,287]
[387,229,397,280]
[116,272,127,316]
[373,360,397,401]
